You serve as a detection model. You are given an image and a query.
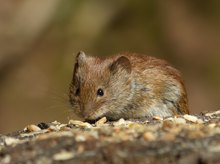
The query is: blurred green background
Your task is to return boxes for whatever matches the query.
[0,0,220,134]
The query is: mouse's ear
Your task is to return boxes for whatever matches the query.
[72,51,86,77]
[110,56,131,74]
[75,51,87,66]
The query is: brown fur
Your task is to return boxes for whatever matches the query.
[69,51,189,121]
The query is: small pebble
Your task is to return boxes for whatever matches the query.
[143,132,155,141]
[187,130,204,139]
[162,133,176,141]
[162,120,174,129]
[208,123,216,128]
[4,137,19,146]
[75,135,86,142]
[113,118,126,126]
[128,123,145,133]
[1,155,11,163]
[53,150,74,161]
[76,145,85,154]
[60,126,72,131]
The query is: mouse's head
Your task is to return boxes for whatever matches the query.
[69,51,132,121]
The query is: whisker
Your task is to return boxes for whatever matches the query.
[34,86,81,122]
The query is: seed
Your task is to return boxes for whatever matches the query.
[26,124,41,132]
[69,120,92,128]
[95,117,107,126]
[183,115,198,123]
[37,122,49,129]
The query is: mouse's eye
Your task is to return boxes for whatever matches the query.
[97,88,104,97]
[75,88,80,96]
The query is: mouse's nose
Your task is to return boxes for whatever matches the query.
[81,102,95,119]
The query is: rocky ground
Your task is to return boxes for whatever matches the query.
[0,111,220,164]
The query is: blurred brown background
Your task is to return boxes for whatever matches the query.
[0,0,220,134]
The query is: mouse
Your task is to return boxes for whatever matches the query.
[69,51,189,121]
